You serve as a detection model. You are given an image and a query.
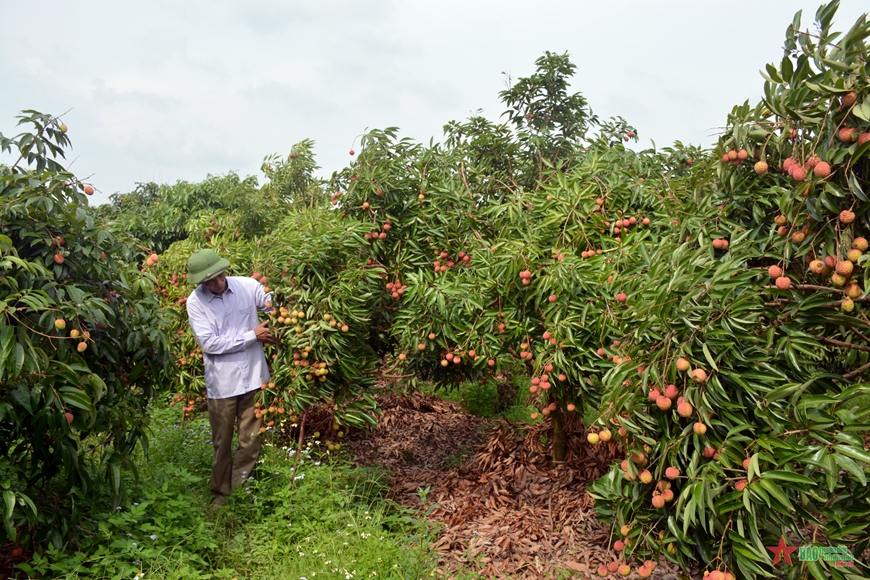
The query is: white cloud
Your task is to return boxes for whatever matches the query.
[1,0,867,206]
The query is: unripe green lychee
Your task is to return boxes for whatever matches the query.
[587,432,600,445]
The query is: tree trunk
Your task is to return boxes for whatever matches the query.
[551,407,566,466]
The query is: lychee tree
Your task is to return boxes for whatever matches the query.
[0,111,171,549]
[589,4,870,578]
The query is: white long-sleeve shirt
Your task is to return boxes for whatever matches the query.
[185,276,272,399]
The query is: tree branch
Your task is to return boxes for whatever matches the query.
[815,336,870,353]
[843,361,870,380]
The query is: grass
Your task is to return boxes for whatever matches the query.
[17,401,443,580]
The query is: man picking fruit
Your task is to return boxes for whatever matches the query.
[185,249,279,506]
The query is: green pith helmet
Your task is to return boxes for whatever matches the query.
[187,249,230,285]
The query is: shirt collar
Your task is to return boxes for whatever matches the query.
[202,277,235,302]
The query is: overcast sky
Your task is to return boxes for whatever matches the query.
[1,1,867,206]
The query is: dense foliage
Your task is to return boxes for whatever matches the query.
[0,112,171,549]
[3,2,869,578]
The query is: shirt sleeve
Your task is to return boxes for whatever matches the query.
[254,281,273,312]
[186,296,258,355]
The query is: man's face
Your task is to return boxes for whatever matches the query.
[201,272,228,295]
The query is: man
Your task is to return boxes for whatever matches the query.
[185,248,279,505]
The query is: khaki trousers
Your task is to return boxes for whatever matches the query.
[207,389,262,500]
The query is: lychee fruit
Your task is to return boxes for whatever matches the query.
[859,132,870,146]
[693,422,707,435]
[840,210,856,224]
[775,276,792,290]
[735,479,749,492]
[754,161,768,175]
[841,92,858,107]
[665,466,680,479]
[789,165,806,181]
[651,495,666,508]
[839,127,858,143]
[832,273,848,286]
[656,396,672,411]
[664,384,679,400]
[676,357,690,372]
[737,149,748,160]
[677,401,693,417]
[852,237,869,251]
[618,565,631,577]
[846,283,863,299]
[587,432,600,445]
[703,446,716,458]
[648,388,662,402]
[836,260,854,277]
[639,470,653,484]
[607,562,619,573]
[743,457,751,470]
[774,214,787,226]
[813,161,831,178]
[691,368,708,383]
[842,298,855,312]
[809,260,825,274]
[616,292,627,303]
[638,566,652,579]
[847,249,863,263]
[768,265,783,278]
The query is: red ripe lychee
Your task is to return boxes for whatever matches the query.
[703,446,716,458]
[832,273,848,287]
[840,210,856,224]
[736,149,748,160]
[813,161,831,178]
[648,387,662,402]
[809,260,825,274]
[65,412,74,425]
[777,225,789,237]
[651,495,666,508]
[639,470,653,484]
[349,149,355,155]
[597,347,605,356]
[83,184,95,195]
[54,253,64,264]
[791,231,805,243]
[613,540,624,551]
[836,260,854,277]
[847,283,863,299]
[677,401,694,417]
[858,132,870,146]
[853,237,869,251]
[665,466,680,479]
[721,153,730,163]
[768,265,783,278]
[656,396,672,411]
[664,384,679,400]
[616,292,627,303]
[842,298,855,312]
[694,422,707,435]
[676,357,690,372]
[789,164,807,181]
[618,565,631,577]
[691,368,708,383]
[597,565,609,577]
[638,566,652,579]
[782,157,796,172]
[847,249,862,263]
[825,255,838,270]
[548,294,557,302]
[735,479,749,492]
[841,92,858,107]
[607,562,619,573]
[774,215,787,226]
[754,161,768,175]
[839,127,858,143]
[775,276,792,290]
[743,457,751,470]
[727,150,738,161]
[662,489,675,502]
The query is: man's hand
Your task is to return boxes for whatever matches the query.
[254,321,280,345]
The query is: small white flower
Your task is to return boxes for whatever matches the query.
[149,534,157,541]
[131,542,137,547]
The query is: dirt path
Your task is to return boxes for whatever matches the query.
[345,393,683,579]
